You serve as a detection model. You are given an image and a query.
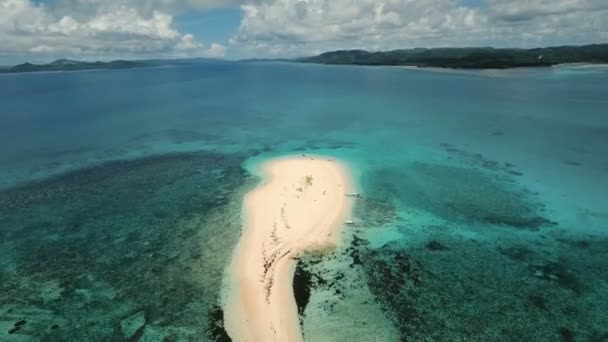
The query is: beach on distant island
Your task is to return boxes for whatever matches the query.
[222,155,354,341]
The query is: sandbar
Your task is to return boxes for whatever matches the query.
[222,155,354,341]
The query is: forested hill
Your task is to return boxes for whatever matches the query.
[298,44,608,69]
[0,59,145,73]
[0,58,222,74]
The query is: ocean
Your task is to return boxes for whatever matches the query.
[1,61,607,340]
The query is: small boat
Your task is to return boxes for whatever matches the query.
[345,220,354,225]
[345,192,362,198]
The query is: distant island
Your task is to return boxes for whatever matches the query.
[0,59,145,74]
[0,58,221,74]
[297,44,608,69]
[3,44,608,73]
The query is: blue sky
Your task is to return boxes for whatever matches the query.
[0,0,606,64]
[174,8,242,46]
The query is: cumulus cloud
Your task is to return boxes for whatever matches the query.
[231,0,484,56]
[488,0,608,22]
[483,0,608,46]
[232,0,608,58]
[1,0,607,61]
[48,0,246,17]
[206,43,228,57]
[0,0,227,61]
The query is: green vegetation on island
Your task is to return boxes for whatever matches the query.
[4,44,608,73]
[298,44,608,69]
[1,59,144,73]
[0,58,223,74]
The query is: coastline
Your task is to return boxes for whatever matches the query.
[222,154,354,341]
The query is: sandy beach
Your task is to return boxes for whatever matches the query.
[222,155,354,342]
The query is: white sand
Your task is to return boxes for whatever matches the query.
[223,155,354,342]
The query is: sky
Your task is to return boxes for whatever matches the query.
[1,0,607,64]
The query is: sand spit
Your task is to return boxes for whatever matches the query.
[222,155,354,341]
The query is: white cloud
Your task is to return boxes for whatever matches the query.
[206,42,228,57]
[1,0,607,61]
[48,16,80,35]
[232,0,486,57]
[488,0,608,22]
[0,0,227,61]
[44,0,247,19]
[87,8,180,40]
[177,33,201,50]
[30,45,56,53]
[232,0,608,58]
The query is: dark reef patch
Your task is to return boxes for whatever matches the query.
[206,305,232,342]
[531,260,584,294]
[589,330,608,341]
[556,234,608,252]
[0,151,252,340]
[439,143,524,176]
[356,235,608,340]
[292,139,356,153]
[127,128,222,145]
[425,240,449,251]
[349,159,608,339]
[507,170,524,176]
[350,184,608,342]
[559,327,575,342]
[528,294,548,311]
[497,245,537,262]
[345,235,369,267]
[557,238,590,249]
[293,263,313,318]
[346,154,608,341]
[360,244,424,340]
[364,162,555,230]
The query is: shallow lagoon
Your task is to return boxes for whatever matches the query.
[0,62,607,340]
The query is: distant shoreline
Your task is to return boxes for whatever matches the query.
[296,43,608,70]
[3,43,607,74]
[0,58,223,74]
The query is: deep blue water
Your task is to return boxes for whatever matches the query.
[0,62,607,340]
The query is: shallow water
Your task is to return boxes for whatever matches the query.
[0,62,607,340]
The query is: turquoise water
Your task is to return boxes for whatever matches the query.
[1,62,607,340]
